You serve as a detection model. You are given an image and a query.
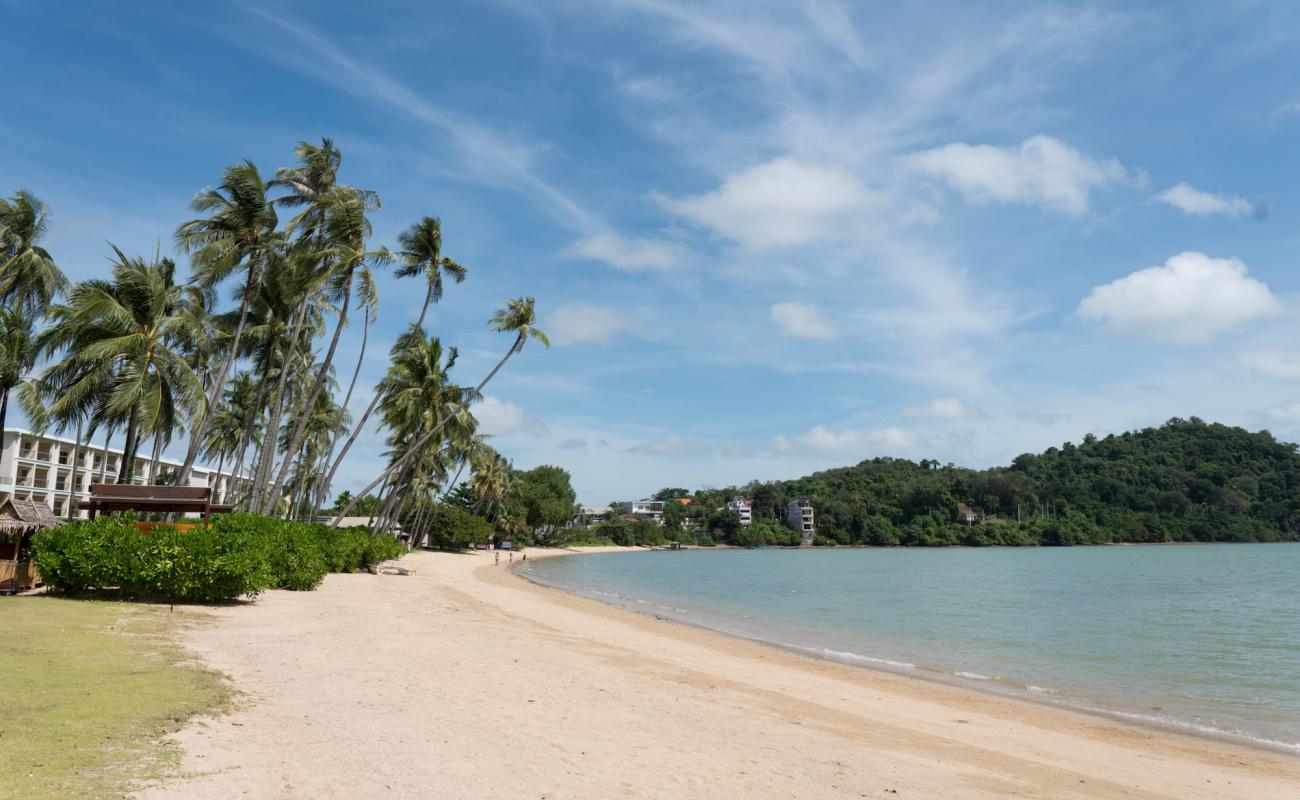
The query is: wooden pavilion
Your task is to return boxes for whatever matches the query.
[0,497,63,593]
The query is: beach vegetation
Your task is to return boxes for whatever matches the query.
[0,597,228,800]
[679,419,1300,547]
[31,512,404,601]
[2,139,550,549]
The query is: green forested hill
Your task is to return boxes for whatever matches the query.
[689,419,1300,546]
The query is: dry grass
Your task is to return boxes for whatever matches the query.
[0,596,228,799]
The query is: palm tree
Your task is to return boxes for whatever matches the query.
[212,371,262,502]
[173,161,280,487]
[35,248,202,483]
[0,190,68,313]
[0,307,39,436]
[331,296,548,527]
[395,217,466,329]
[310,266,377,513]
[263,189,391,513]
[369,330,470,534]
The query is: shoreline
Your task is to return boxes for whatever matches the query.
[512,546,1300,757]
[140,546,1300,799]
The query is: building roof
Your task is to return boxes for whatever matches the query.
[0,497,64,542]
[327,516,402,531]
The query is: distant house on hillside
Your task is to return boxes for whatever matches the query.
[726,498,753,526]
[958,503,978,525]
[622,500,664,524]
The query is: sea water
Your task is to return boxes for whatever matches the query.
[521,544,1300,752]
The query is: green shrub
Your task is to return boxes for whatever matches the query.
[33,512,407,603]
[33,515,271,602]
[210,513,327,590]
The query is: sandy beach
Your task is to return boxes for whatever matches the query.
[138,547,1300,799]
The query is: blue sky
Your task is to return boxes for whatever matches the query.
[6,0,1300,505]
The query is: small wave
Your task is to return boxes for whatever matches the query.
[816,647,917,670]
[955,671,994,681]
[1026,684,1056,695]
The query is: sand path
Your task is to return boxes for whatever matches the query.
[138,548,1300,799]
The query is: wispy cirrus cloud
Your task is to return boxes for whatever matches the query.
[229,2,598,232]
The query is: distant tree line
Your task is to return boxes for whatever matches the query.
[627,419,1300,547]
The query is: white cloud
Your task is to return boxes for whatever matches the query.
[568,231,681,271]
[903,397,977,420]
[474,396,542,437]
[773,425,918,458]
[1077,251,1280,344]
[546,303,642,346]
[770,301,835,339]
[656,157,879,248]
[1266,403,1300,425]
[1154,183,1252,217]
[906,135,1127,216]
[1240,348,1300,379]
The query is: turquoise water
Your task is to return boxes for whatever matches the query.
[521,545,1300,751]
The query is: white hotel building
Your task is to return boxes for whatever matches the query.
[0,429,250,519]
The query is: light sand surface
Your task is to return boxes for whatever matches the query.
[138,547,1300,799]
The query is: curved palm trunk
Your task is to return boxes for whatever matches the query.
[440,457,468,502]
[311,305,369,514]
[331,331,524,527]
[176,261,258,487]
[264,273,354,514]
[249,303,305,511]
[225,373,269,505]
[149,431,164,484]
[118,414,140,485]
[414,282,434,329]
[99,427,113,483]
[319,390,380,513]
[67,415,83,519]
[0,387,9,445]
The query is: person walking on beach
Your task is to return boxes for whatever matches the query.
[495,550,500,566]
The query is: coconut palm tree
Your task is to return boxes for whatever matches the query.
[263,189,391,513]
[331,296,547,527]
[35,247,202,483]
[0,190,68,313]
[173,161,280,487]
[309,266,377,513]
[0,307,39,436]
[211,371,262,502]
[395,216,467,329]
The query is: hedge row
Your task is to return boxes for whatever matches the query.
[32,512,405,603]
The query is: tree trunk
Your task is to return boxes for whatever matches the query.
[331,332,524,527]
[149,431,164,484]
[441,457,468,502]
[265,270,355,513]
[249,302,305,511]
[319,390,380,515]
[99,427,112,483]
[118,414,140,485]
[67,414,83,519]
[0,387,9,444]
[311,304,370,514]
[214,448,226,502]
[414,282,433,329]
[227,370,271,506]
[175,261,258,487]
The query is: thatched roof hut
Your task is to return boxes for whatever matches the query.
[0,498,63,544]
[0,498,60,592]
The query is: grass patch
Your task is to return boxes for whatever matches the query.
[0,596,229,799]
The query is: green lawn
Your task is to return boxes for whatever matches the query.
[0,597,228,799]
